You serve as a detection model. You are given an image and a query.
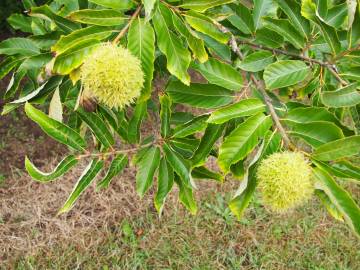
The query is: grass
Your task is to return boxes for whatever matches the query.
[11,191,360,270]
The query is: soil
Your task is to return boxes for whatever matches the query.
[0,31,66,176]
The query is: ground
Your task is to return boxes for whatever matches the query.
[1,30,360,270]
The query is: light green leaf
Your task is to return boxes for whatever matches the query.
[172,12,208,63]
[49,87,63,122]
[88,0,133,9]
[180,0,235,12]
[25,155,78,182]
[30,5,80,33]
[185,11,230,44]
[25,103,87,151]
[159,94,172,138]
[153,4,191,85]
[263,18,305,49]
[97,154,128,189]
[77,108,115,149]
[321,83,360,108]
[166,81,234,109]
[313,160,360,182]
[313,167,360,237]
[191,123,224,167]
[192,58,243,91]
[154,158,174,216]
[128,18,155,100]
[0,38,40,56]
[263,60,310,90]
[238,51,273,72]
[53,39,100,75]
[52,26,114,55]
[312,136,360,161]
[315,190,344,221]
[207,98,266,124]
[218,113,272,172]
[59,159,104,214]
[68,9,128,26]
[163,143,193,188]
[136,146,161,198]
[143,0,157,19]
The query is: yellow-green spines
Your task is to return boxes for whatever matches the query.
[80,43,144,109]
[256,151,313,212]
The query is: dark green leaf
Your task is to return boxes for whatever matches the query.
[97,154,128,190]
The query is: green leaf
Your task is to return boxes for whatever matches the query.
[7,13,33,33]
[153,4,191,85]
[77,108,115,149]
[172,114,208,138]
[284,120,344,148]
[136,146,161,198]
[192,58,243,91]
[88,0,133,9]
[128,101,147,144]
[172,11,208,63]
[166,81,234,109]
[159,94,172,138]
[11,76,63,104]
[0,38,40,56]
[24,103,87,151]
[275,0,310,38]
[128,18,155,100]
[315,190,344,221]
[312,136,360,161]
[163,143,193,188]
[207,98,266,124]
[191,166,223,182]
[0,57,22,80]
[227,3,254,34]
[154,158,174,216]
[97,154,128,190]
[263,18,305,49]
[174,175,197,214]
[25,155,78,182]
[52,26,114,55]
[170,137,200,159]
[313,167,360,237]
[253,0,274,30]
[59,159,104,214]
[30,5,80,33]
[255,28,284,48]
[324,3,348,28]
[191,123,224,167]
[238,51,273,72]
[68,9,128,26]
[264,60,310,90]
[313,160,360,182]
[321,83,360,108]
[218,113,272,172]
[53,39,100,75]
[316,20,341,55]
[184,11,230,44]
[180,0,235,13]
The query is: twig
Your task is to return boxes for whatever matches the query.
[113,5,142,44]
[229,36,295,150]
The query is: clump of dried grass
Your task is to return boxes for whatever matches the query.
[0,155,229,266]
